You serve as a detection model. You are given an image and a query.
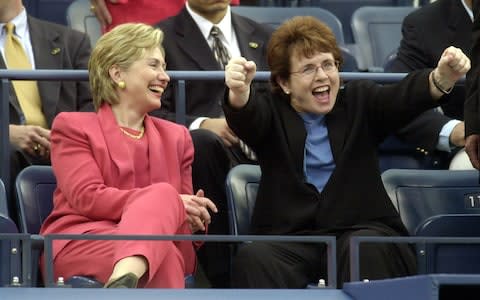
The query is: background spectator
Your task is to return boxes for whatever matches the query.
[385,0,473,169]
[2,0,92,224]
[154,0,271,288]
[465,0,480,168]
[90,0,240,32]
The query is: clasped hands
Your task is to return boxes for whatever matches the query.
[180,189,217,233]
[10,124,51,159]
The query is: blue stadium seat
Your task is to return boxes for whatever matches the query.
[65,0,102,47]
[0,179,8,217]
[23,0,74,25]
[382,169,480,274]
[225,164,339,288]
[225,164,261,236]
[351,6,417,71]
[0,213,21,288]
[15,165,103,287]
[297,1,415,44]
[232,6,345,44]
[231,6,358,71]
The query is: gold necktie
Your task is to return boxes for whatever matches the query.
[4,23,47,128]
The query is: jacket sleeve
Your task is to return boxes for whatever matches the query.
[465,2,480,136]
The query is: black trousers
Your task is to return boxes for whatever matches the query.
[231,227,417,288]
[191,129,256,288]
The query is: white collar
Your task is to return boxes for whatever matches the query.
[2,8,28,38]
[186,3,233,45]
[461,0,474,22]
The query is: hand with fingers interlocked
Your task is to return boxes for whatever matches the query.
[180,189,218,233]
[9,124,51,159]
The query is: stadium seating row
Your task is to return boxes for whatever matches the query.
[226,164,480,278]
[0,166,195,288]
[2,163,480,289]
[30,0,423,71]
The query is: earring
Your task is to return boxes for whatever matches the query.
[117,81,126,89]
[284,90,290,95]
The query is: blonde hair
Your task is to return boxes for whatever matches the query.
[88,23,165,110]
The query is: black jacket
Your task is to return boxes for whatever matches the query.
[224,70,441,236]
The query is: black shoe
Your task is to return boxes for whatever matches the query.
[104,273,139,288]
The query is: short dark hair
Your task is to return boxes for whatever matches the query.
[267,16,343,94]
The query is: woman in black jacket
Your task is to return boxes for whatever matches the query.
[223,16,470,288]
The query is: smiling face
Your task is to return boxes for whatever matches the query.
[266,16,344,113]
[115,47,170,114]
[278,51,340,114]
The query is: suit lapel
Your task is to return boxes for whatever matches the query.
[143,115,169,184]
[28,16,63,121]
[276,95,307,174]
[325,87,347,163]
[97,105,136,188]
[97,105,169,186]
[0,52,23,116]
[173,8,219,70]
[446,1,472,57]
[232,14,267,69]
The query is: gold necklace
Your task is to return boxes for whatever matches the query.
[119,126,145,139]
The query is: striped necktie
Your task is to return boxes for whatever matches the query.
[209,26,257,161]
[4,23,47,128]
[210,26,231,69]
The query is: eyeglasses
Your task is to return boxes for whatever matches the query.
[290,60,339,77]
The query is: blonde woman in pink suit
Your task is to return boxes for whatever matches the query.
[39,23,217,288]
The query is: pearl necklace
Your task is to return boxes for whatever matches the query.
[119,126,145,139]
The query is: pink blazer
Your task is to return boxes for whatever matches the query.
[40,104,196,274]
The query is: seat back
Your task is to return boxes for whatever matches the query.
[415,214,480,273]
[351,6,416,71]
[382,169,480,234]
[299,0,414,44]
[14,166,56,287]
[15,166,56,235]
[231,6,359,71]
[225,164,261,235]
[232,6,345,45]
[0,179,8,218]
[382,169,480,274]
[66,0,102,47]
[0,213,20,287]
[0,179,21,287]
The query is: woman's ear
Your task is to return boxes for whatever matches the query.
[108,65,123,85]
[276,77,291,95]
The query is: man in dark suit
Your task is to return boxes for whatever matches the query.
[384,0,472,168]
[465,0,480,168]
[154,0,272,287]
[3,0,92,223]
